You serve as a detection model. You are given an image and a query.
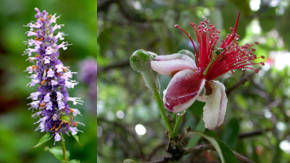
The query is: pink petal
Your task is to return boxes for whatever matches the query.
[151,53,196,75]
[163,69,205,112]
[202,80,228,130]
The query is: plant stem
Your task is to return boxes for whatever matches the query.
[172,113,176,123]
[152,89,173,137]
[61,134,67,162]
[172,114,183,137]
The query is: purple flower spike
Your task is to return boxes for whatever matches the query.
[24,8,82,141]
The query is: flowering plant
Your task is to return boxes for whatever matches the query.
[24,8,81,162]
[151,13,264,129]
[130,13,264,162]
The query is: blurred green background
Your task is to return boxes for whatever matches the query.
[97,0,290,162]
[0,0,97,163]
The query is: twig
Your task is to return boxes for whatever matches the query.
[146,142,167,161]
[185,144,254,163]
[233,151,254,163]
[239,128,272,139]
[100,59,129,72]
[226,71,257,95]
[184,144,212,154]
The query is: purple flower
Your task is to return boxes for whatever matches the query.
[79,59,98,85]
[79,59,98,113]
[24,8,81,141]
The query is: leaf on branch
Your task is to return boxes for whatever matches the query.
[188,131,238,163]
[33,133,52,148]
[222,118,240,148]
[186,118,205,148]
[45,146,70,161]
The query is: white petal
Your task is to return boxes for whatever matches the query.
[69,127,78,135]
[202,80,228,130]
[151,53,196,75]
[54,133,61,141]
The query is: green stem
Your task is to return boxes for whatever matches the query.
[152,89,173,137]
[172,113,177,123]
[203,59,215,76]
[172,114,183,137]
[61,135,67,162]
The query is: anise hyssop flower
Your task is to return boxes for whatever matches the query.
[24,8,81,141]
[151,13,264,129]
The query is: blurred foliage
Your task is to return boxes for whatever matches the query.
[98,0,290,162]
[0,0,97,163]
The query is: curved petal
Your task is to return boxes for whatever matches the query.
[151,53,196,75]
[202,80,228,130]
[163,69,205,112]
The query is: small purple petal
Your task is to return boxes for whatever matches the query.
[54,133,61,141]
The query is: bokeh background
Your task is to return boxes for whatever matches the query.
[98,0,290,162]
[0,0,98,163]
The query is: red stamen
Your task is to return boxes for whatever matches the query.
[175,24,199,66]
[221,12,240,49]
[175,12,263,80]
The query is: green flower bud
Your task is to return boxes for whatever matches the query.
[130,49,156,72]
[130,49,159,91]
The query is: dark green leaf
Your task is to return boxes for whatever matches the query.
[188,101,204,116]
[222,118,240,148]
[186,119,205,148]
[188,131,238,163]
[33,133,52,148]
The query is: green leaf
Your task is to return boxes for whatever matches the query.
[33,133,52,148]
[73,135,81,145]
[188,131,238,163]
[222,118,240,148]
[186,119,205,148]
[45,146,70,161]
[189,101,204,116]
